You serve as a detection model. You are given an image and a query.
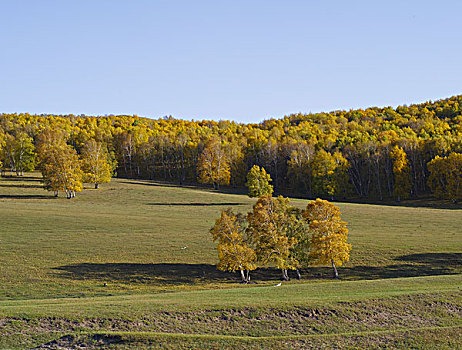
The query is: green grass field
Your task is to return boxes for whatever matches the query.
[0,174,461,348]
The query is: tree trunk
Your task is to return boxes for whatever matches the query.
[95,183,99,189]
[295,268,301,280]
[331,259,339,279]
[246,269,251,283]
[376,160,382,201]
[281,269,289,281]
[240,269,247,283]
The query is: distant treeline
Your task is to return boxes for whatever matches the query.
[1,95,461,202]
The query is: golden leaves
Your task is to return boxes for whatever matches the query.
[197,137,231,188]
[390,146,411,201]
[428,152,462,202]
[210,209,257,273]
[304,199,351,267]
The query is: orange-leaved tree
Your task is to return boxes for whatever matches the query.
[303,198,351,278]
[210,209,256,283]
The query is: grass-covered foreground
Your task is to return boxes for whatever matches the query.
[0,174,461,348]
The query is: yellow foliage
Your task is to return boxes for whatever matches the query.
[197,137,230,189]
[390,145,411,201]
[210,209,256,280]
[427,153,462,202]
[246,195,298,271]
[311,149,350,199]
[37,130,83,199]
[1,94,462,202]
[81,139,112,188]
[303,199,351,268]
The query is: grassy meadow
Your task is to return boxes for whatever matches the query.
[0,173,461,348]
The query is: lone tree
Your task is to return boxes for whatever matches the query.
[303,198,351,279]
[81,139,112,189]
[210,209,256,283]
[245,165,273,197]
[197,137,230,189]
[246,195,298,281]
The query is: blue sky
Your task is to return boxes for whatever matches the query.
[0,0,461,123]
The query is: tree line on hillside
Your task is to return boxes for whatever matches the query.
[211,197,351,283]
[0,95,461,202]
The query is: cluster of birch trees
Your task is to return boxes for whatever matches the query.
[0,125,112,198]
[36,130,113,198]
[211,197,351,283]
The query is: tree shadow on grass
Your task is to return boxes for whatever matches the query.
[0,194,54,200]
[147,202,246,207]
[0,174,42,181]
[53,253,461,285]
[0,183,43,189]
[0,174,44,191]
[300,252,462,280]
[397,252,462,266]
[53,263,237,285]
[52,263,294,285]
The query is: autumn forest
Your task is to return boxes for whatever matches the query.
[1,95,462,202]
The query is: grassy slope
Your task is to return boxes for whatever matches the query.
[1,286,461,349]
[0,173,460,299]
[0,275,460,317]
[0,174,461,348]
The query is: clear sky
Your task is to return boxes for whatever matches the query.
[0,0,461,123]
